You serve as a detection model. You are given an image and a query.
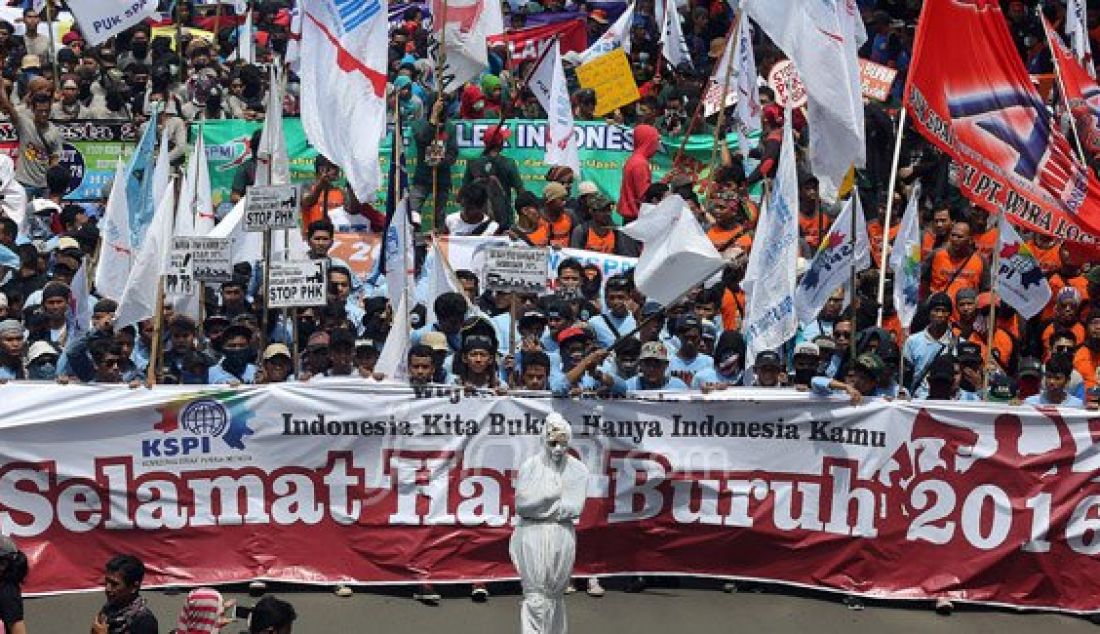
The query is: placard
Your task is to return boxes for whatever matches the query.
[266,259,327,308]
[767,59,808,109]
[858,58,898,102]
[245,185,300,232]
[173,237,233,283]
[575,48,642,116]
[164,249,194,297]
[485,246,548,293]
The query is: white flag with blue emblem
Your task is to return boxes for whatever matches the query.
[995,213,1052,320]
[890,182,922,328]
[575,3,633,64]
[794,193,871,326]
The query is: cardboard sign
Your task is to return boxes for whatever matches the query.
[164,249,195,297]
[173,237,233,283]
[485,246,549,293]
[858,59,898,102]
[575,48,642,117]
[267,259,328,308]
[767,60,807,109]
[245,185,300,232]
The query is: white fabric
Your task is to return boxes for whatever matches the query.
[236,10,256,65]
[660,0,691,69]
[703,24,736,117]
[528,42,581,177]
[376,292,411,381]
[732,15,761,139]
[742,0,866,195]
[67,260,92,342]
[890,181,922,329]
[794,194,871,326]
[0,155,27,233]
[256,65,308,261]
[995,213,1052,320]
[574,3,633,64]
[742,109,798,365]
[95,159,132,301]
[509,414,588,634]
[152,126,171,218]
[68,0,159,46]
[434,0,505,90]
[171,134,215,321]
[1067,0,1095,77]
[301,0,389,199]
[115,183,175,331]
[422,240,464,326]
[208,199,262,266]
[620,195,724,306]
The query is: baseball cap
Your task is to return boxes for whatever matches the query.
[676,314,702,333]
[222,324,254,343]
[420,331,449,351]
[462,334,496,353]
[543,182,568,202]
[31,199,60,216]
[0,319,22,336]
[556,326,590,345]
[27,340,58,363]
[1019,357,1042,378]
[307,331,331,350]
[262,343,291,361]
[482,124,511,146]
[755,350,782,369]
[641,301,664,317]
[639,341,669,362]
[986,373,1017,402]
[20,54,40,70]
[854,352,886,379]
[794,342,820,358]
[519,310,548,329]
[355,339,379,353]
[578,181,599,196]
[957,341,982,364]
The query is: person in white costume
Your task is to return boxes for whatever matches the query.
[509,413,589,634]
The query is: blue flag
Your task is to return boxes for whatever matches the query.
[125,111,159,248]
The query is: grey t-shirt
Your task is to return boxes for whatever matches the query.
[12,106,61,188]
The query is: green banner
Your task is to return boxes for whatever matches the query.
[198,119,755,226]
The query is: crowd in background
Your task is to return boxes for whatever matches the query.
[0,0,1094,412]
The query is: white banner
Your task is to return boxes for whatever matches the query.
[68,0,159,46]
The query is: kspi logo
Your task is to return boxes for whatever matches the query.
[142,399,231,458]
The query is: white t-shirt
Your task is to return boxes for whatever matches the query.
[445,213,499,236]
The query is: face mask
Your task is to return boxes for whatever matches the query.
[222,349,252,370]
[793,368,815,385]
[28,362,56,380]
[131,43,148,57]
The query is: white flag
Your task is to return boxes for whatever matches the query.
[574,3,633,64]
[661,0,691,69]
[620,195,724,306]
[68,0,159,46]
[995,214,1052,320]
[208,199,262,265]
[152,127,171,216]
[794,193,871,326]
[432,0,505,91]
[0,155,27,234]
[743,0,865,194]
[301,0,390,199]
[375,293,411,381]
[528,41,581,177]
[703,27,736,117]
[256,66,308,260]
[1067,0,1095,77]
[890,182,922,329]
[742,109,799,363]
[733,15,761,140]
[238,10,256,65]
[67,260,92,343]
[115,184,176,331]
[95,159,133,302]
[420,240,462,327]
[286,7,303,73]
[171,136,214,321]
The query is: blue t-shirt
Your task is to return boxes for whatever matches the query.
[668,352,714,386]
[1025,392,1085,408]
[588,312,636,348]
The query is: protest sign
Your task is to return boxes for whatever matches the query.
[767,60,808,108]
[244,185,300,232]
[165,244,195,297]
[174,237,234,283]
[858,59,898,102]
[575,48,642,116]
[266,259,327,308]
[485,246,549,293]
[5,384,1100,614]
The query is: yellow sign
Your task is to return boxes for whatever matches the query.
[575,48,641,117]
[152,26,216,52]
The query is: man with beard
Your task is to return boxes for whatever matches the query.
[91,555,157,634]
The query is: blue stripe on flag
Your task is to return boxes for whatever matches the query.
[335,0,381,31]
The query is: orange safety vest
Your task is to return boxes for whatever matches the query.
[546,213,573,248]
[929,249,983,299]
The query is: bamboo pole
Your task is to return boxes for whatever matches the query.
[875,108,907,327]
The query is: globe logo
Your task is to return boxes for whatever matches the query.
[180,399,229,438]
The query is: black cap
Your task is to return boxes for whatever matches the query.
[462,334,496,353]
[676,314,702,334]
[957,341,982,365]
[987,373,1017,402]
[519,310,548,329]
[755,350,782,369]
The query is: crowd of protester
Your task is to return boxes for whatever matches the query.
[0,0,1097,414]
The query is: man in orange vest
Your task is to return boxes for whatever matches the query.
[924,219,987,300]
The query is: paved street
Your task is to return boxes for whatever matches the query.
[24,579,1099,633]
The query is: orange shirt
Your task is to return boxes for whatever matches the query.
[881,312,904,346]
[1043,274,1090,322]
[1074,346,1100,391]
[955,326,1014,369]
[521,219,551,247]
[799,211,826,252]
[973,229,998,259]
[303,187,345,230]
[1042,321,1086,357]
[707,224,753,254]
[546,213,573,248]
[721,288,746,331]
[583,227,616,254]
[867,219,899,269]
[1027,239,1062,276]
[921,231,945,259]
[929,249,983,299]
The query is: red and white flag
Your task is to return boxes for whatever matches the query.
[1044,16,1100,158]
[301,0,389,199]
[432,0,504,91]
[906,1,1100,249]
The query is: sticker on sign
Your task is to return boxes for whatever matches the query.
[485,246,548,293]
[245,184,300,232]
[767,60,807,109]
[267,260,328,308]
[173,237,233,283]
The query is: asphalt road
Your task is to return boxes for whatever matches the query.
[24,579,1100,633]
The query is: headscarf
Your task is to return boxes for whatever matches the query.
[175,588,224,634]
[459,83,485,119]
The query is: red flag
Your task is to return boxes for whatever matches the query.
[905,0,1100,248]
[1044,16,1100,157]
[487,20,588,70]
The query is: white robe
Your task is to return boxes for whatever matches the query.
[509,451,588,634]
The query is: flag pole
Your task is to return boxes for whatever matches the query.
[705,10,742,197]
[672,16,738,168]
[430,0,449,232]
[1042,8,1089,165]
[213,0,224,52]
[848,184,859,365]
[44,0,59,95]
[875,108,907,327]
[983,220,1001,393]
[148,175,180,386]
